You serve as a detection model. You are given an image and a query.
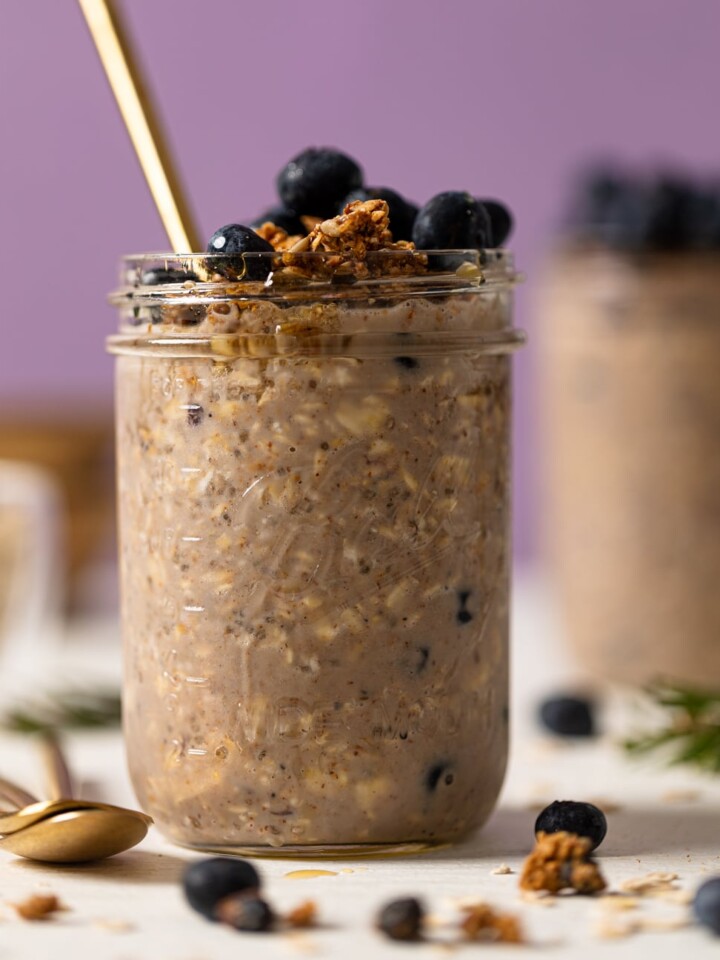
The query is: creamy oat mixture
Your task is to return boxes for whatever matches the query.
[539,249,720,688]
[112,202,518,851]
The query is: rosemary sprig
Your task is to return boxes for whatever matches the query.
[624,682,720,773]
[0,690,121,734]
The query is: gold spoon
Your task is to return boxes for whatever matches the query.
[0,737,152,863]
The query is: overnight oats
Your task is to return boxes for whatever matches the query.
[109,149,523,854]
[538,168,720,688]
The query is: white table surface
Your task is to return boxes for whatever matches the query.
[1,570,719,959]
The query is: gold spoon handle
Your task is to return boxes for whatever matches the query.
[39,735,74,801]
[0,777,38,809]
[76,0,201,252]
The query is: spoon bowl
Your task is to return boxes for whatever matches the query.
[0,799,153,837]
[0,807,153,863]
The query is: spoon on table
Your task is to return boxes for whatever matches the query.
[0,736,152,863]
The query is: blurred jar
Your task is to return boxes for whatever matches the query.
[538,170,720,688]
[0,461,63,682]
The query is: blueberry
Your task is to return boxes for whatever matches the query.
[457,589,473,625]
[206,224,274,280]
[535,800,607,851]
[412,191,492,251]
[394,355,419,370]
[215,894,275,932]
[182,857,261,920]
[425,762,454,792]
[694,877,720,934]
[479,199,513,247]
[250,205,306,236]
[186,404,204,427]
[141,267,198,285]
[636,175,698,250]
[377,897,424,941]
[340,186,419,241]
[277,147,363,218]
[569,167,643,248]
[539,695,596,737]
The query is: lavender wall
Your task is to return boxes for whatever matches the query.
[2,0,719,561]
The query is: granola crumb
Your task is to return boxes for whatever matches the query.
[661,789,700,804]
[599,894,639,911]
[619,872,680,896]
[594,915,689,939]
[286,900,317,929]
[519,831,607,895]
[491,864,514,876]
[255,221,304,253]
[94,918,136,933]
[13,894,64,921]
[460,903,524,944]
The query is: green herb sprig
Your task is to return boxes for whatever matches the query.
[1,690,121,735]
[624,683,720,773]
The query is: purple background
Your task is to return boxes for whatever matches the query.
[2,0,719,561]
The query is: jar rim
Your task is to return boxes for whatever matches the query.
[109,249,518,306]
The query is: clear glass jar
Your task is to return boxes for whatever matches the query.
[109,249,523,855]
[538,247,720,688]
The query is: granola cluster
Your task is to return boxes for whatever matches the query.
[460,903,524,943]
[520,831,607,895]
[259,200,428,280]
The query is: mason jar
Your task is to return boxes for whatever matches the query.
[109,249,523,855]
[538,248,720,688]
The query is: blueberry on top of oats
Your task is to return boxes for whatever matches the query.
[183,857,261,920]
[413,191,492,251]
[277,147,364,219]
[535,800,607,851]
[141,267,198,285]
[206,224,274,280]
[250,205,306,237]
[479,199,513,247]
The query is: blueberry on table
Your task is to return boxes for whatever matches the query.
[478,198,513,247]
[215,894,275,932]
[412,191,491,251]
[182,857,261,919]
[277,147,364,218]
[535,800,607,851]
[341,186,419,241]
[206,224,274,280]
[377,897,424,941]
[539,695,596,737]
[694,877,720,934]
[250,205,306,236]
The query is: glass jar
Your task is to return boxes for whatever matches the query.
[109,249,523,855]
[538,248,720,688]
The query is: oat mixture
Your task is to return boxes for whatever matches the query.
[111,204,518,850]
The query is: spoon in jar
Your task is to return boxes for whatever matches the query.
[0,736,152,862]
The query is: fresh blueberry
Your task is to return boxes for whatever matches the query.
[250,205,306,236]
[535,800,607,851]
[412,191,492,251]
[539,695,596,737]
[183,857,261,920]
[457,589,473,625]
[694,877,720,934]
[340,186,419,241]
[636,175,698,250]
[568,167,643,248]
[425,762,454,792]
[394,355,419,370]
[206,224,274,280]
[479,199,513,247]
[140,267,198,285]
[277,147,363,218]
[377,897,424,941]
[215,894,275,932]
